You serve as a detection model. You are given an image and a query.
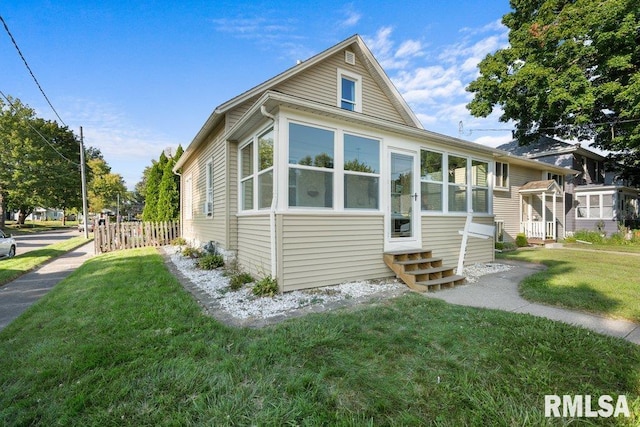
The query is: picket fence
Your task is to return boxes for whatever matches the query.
[93,220,180,253]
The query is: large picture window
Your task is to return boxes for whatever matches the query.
[420,150,443,211]
[576,193,614,219]
[289,123,334,208]
[240,128,274,211]
[344,133,379,209]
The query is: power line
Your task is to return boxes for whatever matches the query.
[0,14,67,128]
[0,89,79,165]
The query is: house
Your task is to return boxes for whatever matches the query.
[498,136,640,236]
[490,149,574,245]
[174,35,563,292]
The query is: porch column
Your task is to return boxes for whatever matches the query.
[519,192,523,235]
[552,191,557,240]
[542,191,546,239]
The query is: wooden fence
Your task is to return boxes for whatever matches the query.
[94,220,180,253]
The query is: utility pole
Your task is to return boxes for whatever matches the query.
[79,126,89,239]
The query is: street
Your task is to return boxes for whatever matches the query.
[11,228,80,256]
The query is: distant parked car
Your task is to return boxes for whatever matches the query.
[0,229,16,259]
[78,220,94,233]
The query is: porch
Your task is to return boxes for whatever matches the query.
[519,180,563,241]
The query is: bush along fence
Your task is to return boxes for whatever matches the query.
[94,220,180,253]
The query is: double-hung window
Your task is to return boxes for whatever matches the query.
[448,155,468,212]
[205,160,214,217]
[420,150,443,211]
[288,123,334,208]
[337,69,362,112]
[472,160,489,213]
[344,133,379,209]
[495,161,509,189]
[240,128,274,211]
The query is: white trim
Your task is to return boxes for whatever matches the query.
[385,147,422,252]
[337,68,362,113]
[204,159,214,217]
[184,174,193,221]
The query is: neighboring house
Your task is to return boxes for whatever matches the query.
[15,208,64,222]
[498,136,640,236]
[174,35,566,292]
[490,151,573,244]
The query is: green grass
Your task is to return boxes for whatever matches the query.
[0,236,91,286]
[3,220,78,234]
[563,242,640,254]
[500,248,640,323]
[1,248,638,425]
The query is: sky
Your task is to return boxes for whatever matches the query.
[1,1,516,190]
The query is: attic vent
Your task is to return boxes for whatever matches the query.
[345,50,356,65]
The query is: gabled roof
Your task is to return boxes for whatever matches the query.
[497,135,606,161]
[519,179,563,194]
[175,35,421,171]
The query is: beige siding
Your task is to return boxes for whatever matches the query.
[279,214,390,291]
[273,49,407,125]
[422,215,494,266]
[237,215,271,278]
[180,121,229,248]
[493,164,541,243]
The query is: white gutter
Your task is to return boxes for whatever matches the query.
[260,105,279,289]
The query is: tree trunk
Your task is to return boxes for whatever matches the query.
[0,191,5,230]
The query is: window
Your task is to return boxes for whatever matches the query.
[495,220,504,243]
[420,150,443,211]
[495,161,509,189]
[472,160,489,213]
[546,172,564,188]
[289,123,334,208]
[344,133,379,209]
[184,174,193,220]
[337,69,362,112]
[576,193,615,219]
[240,128,274,211]
[204,160,214,217]
[448,155,467,212]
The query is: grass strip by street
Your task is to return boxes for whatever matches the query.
[0,247,638,425]
[0,236,91,286]
[499,248,640,323]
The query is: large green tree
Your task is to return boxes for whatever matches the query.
[0,97,83,225]
[156,145,183,221]
[467,0,640,184]
[87,157,127,215]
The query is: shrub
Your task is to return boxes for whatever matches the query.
[229,272,254,290]
[181,246,202,258]
[196,253,224,270]
[252,276,278,297]
[172,237,187,246]
[495,242,504,251]
[515,233,528,247]
[573,229,606,244]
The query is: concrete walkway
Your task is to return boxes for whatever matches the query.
[0,241,95,331]
[425,259,640,345]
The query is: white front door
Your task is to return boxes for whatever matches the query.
[385,148,421,251]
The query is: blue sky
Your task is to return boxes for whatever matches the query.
[2,1,514,189]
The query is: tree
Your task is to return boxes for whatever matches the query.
[142,152,167,221]
[87,157,127,214]
[467,0,640,184]
[156,146,183,221]
[0,97,83,225]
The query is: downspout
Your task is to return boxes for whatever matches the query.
[260,105,279,288]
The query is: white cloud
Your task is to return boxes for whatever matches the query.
[364,27,424,70]
[341,6,361,27]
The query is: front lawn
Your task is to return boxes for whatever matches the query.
[0,248,638,425]
[500,248,640,323]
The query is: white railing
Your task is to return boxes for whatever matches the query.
[521,221,555,240]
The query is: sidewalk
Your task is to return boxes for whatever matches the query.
[0,241,95,331]
[426,259,640,346]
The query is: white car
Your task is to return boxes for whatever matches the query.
[0,229,16,259]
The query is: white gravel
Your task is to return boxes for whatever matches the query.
[165,246,512,322]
